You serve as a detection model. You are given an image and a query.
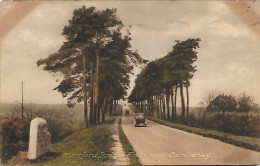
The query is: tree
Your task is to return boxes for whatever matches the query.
[170,38,201,120]
[203,91,217,106]
[37,6,146,127]
[207,94,237,118]
[237,93,257,116]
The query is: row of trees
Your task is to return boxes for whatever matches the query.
[37,6,147,127]
[129,38,201,123]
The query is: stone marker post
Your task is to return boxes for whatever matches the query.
[28,118,51,160]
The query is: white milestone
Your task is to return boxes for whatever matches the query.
[27,118,51,160]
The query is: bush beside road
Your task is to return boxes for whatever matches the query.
[147,116,260,152]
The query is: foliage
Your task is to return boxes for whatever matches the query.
[130,101,260,138]
[37,6,147,127]
[129,38,201,122]
[1,117,77,163]
[147,116,260,152]
[0,104,81,163]
[1,118,29,162]
[207,94,237,117]
[6,116,117,165]
[237,93,256,114]
[207,93,260,119]
[48,121,77,143]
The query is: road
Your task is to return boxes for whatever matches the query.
[121,106,260,165]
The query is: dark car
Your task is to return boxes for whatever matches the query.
[125,110,129,115]
[134,113,146,127]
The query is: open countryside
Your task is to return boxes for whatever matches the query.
[1,1,260,165]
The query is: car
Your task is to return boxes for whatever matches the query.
[125,110,129,115]
[134,113,146,127]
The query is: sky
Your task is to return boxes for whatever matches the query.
[0,1,260,106]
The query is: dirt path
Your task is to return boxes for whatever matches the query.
[122,105,260,165]
[103,117,130,165]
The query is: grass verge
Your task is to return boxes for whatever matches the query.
[6,116,118,165]
[118,118,141,165]
[147,116,260,152]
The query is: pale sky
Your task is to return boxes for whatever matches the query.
[1,1,260,106]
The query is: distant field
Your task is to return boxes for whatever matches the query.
[0,103,85,128]
[145,106,205,118]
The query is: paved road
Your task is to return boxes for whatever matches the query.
[121,105,260,165]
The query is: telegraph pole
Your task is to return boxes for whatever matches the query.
[21,82,24,120]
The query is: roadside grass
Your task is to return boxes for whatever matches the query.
[6,116,118,165]
[147,116,260,152]
[118,118,141,165]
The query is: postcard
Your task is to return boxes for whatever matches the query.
[0,0,260,165]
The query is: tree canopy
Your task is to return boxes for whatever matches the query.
[37,6,147,127]
[207,94,237,117]
[129,38,201,123]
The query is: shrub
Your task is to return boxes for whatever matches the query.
[1,118,29,162]
[212,115,224,130]
[48,121,77,143]
[223,115,240,134]
[187,113,198,127]
[1,117,77,163]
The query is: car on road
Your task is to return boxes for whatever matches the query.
[134,113,146,127]
[125,110,129,115]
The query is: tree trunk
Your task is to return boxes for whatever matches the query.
[106,97,110,117]
[156,95,159,118]
[159,98,162,119]
[166,92,170,121]
[102,97,108,122]
[141,101,144,113]
[94,39,100,125]
[149,100,151,115]
[151,96,153,117]
[82,55,88,128]
[146,100,148,114]
[162,95,166,120]
[174,86,177,122]
[114,99,117,114]
[90,85,94,125]
[180,82,186,121]
[150,98,153,116]
[171,88,174,122]
[143,101,145,113]
[109,98,113,116]
[186,85,189,121]
[97,102,101,124]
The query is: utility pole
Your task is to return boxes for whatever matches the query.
[21,82,24,120]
